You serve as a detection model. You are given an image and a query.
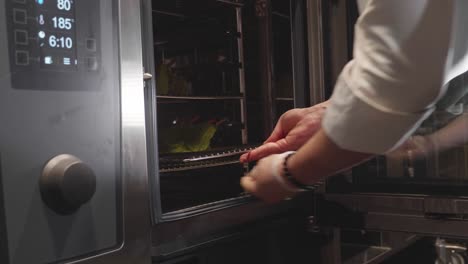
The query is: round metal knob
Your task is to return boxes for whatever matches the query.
[40,154,96,215]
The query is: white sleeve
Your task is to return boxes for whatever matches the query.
[322,0,454,154]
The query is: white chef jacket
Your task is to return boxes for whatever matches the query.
[322,0,468,154]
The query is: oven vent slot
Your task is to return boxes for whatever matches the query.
[424,198,468,220]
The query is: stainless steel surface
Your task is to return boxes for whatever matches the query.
[342,232,420,264]
[0,0,151,263]
[257,0,276,135]
[236,7,249,145]
[182,148,251,162]
[152,10,186,19]
[343,244,390,264]
[324,193,468,238]
[77,0,152,263]
[322,0,350,85]
[159,145,255,172]
[144,72,153,80]
[306,0,326,104]
[160,160,240,173]
[290,0,309,108]
[1,0,121,262]
[157,95,244,100]
[217,0,244,7]
[276,97,295,101]
[436,239,467,264]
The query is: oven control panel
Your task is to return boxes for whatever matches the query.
[5,0,101,90]
[0,0,121,263]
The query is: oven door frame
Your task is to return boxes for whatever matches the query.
[76,0,152,263]
[315,0,468,239]
[143,0,316,224]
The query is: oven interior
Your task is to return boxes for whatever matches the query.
[149,0,296,218]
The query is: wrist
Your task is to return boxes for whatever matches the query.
[271,152,302,193]
[280,151,314,191]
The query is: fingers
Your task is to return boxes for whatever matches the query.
[240,176,257,194]
[239,152,249,163]
[240,142,285,163]
[239,151,251,163]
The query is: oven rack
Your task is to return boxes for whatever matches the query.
[159,145,256,172]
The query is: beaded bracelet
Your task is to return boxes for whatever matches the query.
[282,152,314,191]
[270,153,301,193]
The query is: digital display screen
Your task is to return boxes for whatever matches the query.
[7,0,101,89]
[36,0,77,70]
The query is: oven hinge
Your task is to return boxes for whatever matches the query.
[435,238,467,264]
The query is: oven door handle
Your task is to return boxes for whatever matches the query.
[143,72,153,81]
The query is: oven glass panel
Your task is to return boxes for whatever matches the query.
[272,0,294,119]
[151,0,297,217]
[351,72,468,196]
[324,2,468,196]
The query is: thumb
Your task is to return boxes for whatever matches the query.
[240,176,257,194]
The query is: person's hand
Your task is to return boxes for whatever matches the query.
[386,135,437,161]
[240,100,329,163]
[241,152,300,203]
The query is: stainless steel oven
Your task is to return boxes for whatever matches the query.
[6,0,463,263]
[0,0,151,263]
[0,0,321,263]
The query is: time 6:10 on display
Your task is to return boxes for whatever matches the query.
[48,35,73,49]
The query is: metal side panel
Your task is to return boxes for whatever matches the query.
[81,1,152,263]
[73,0,152,263]
[0,0,151,263]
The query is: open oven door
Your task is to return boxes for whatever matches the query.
[141,0,331,263]
[311,0,468,263]
[0,0,151,263]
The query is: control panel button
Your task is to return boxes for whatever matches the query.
[44,55,53,65]
[14,29,28,45]
[15,50,29,65]
[86,38,96,51]
[63,57,71,65]
[86,57,98,71]
[13,8,27,24]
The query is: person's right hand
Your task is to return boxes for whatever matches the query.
[240,100,329,163]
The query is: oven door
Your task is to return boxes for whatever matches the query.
[144,0,312,225]
[317,0,468,240]
[0,1,151,263]
[143,0,318,260]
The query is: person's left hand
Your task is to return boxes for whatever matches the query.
[241,153,299,203]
